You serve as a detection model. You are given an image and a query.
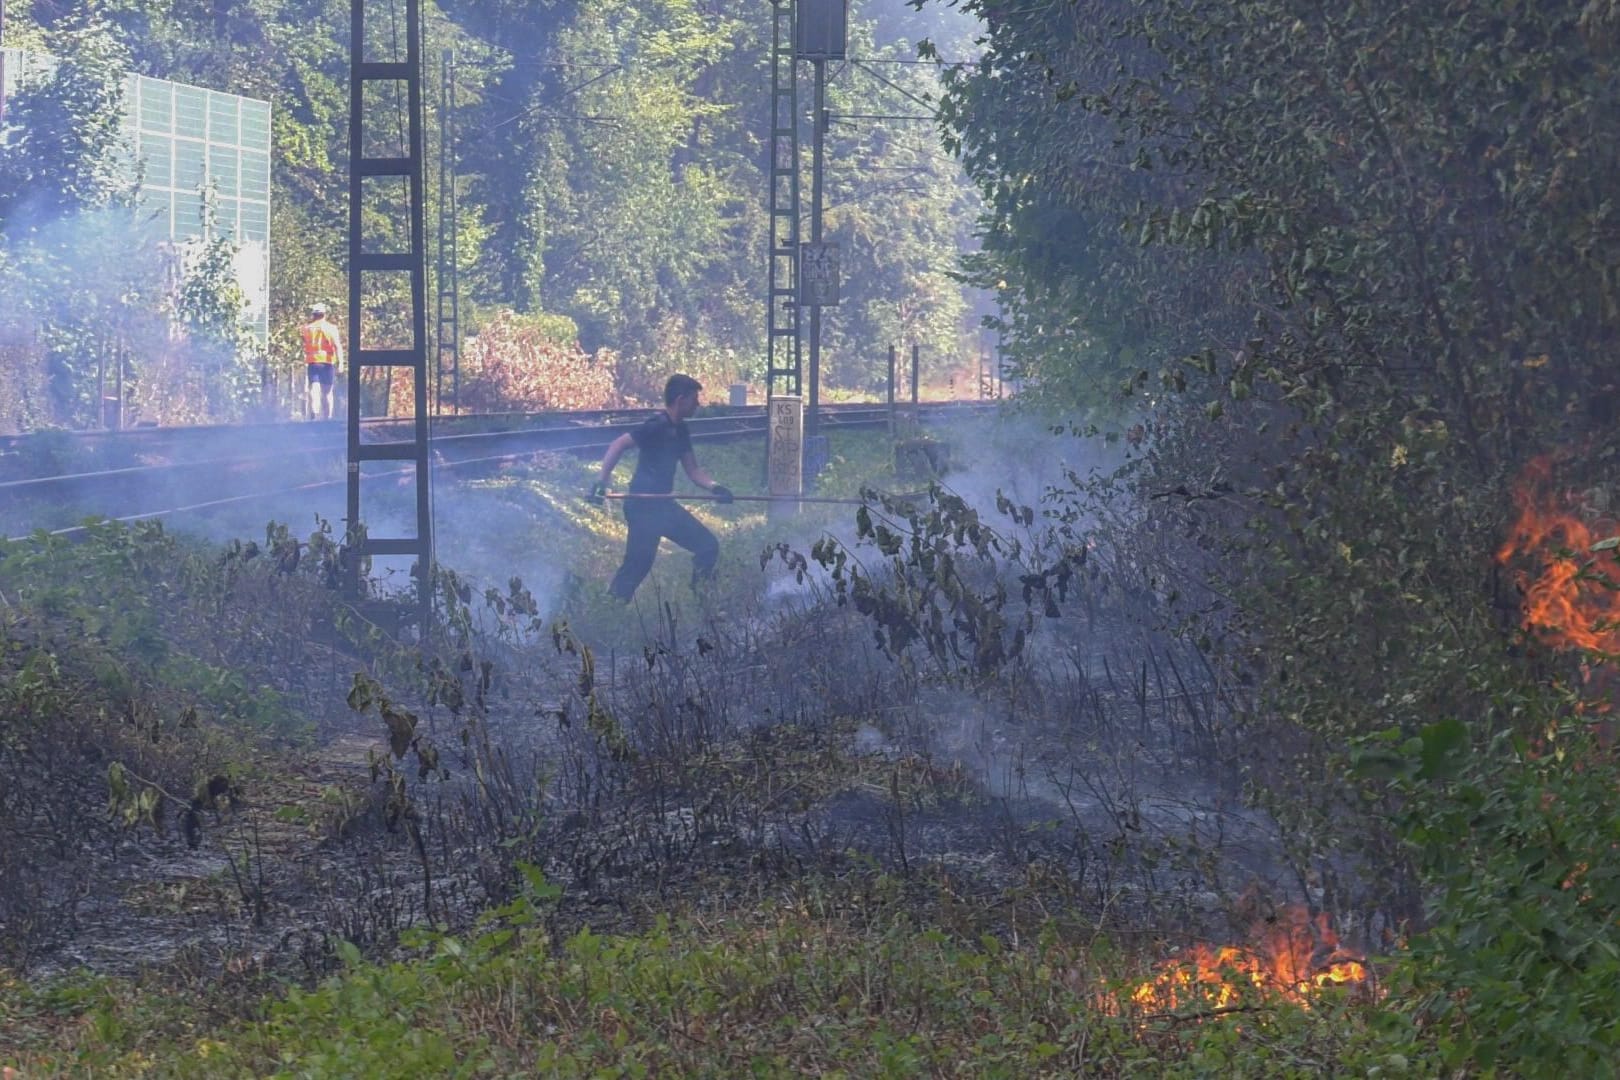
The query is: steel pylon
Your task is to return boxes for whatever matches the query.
[346,0,433,631]
[765,0,802,401]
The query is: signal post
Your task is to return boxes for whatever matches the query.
[765,0,845,511]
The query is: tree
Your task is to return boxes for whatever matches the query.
[2,0,991,422]
[928,7,1620,1045]
[0,14,279,427]
[172,196,259,418]
[0,17,157,426]
[0,17,132,227]
[814,20,981,393]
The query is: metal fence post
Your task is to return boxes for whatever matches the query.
[887,343,896,431]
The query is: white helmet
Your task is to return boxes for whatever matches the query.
[310,302,328,318]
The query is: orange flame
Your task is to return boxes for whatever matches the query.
[1122,905,1372,1014]
[1497,455,1620,654]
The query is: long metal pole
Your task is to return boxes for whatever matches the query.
[448,49,460,415]
[345,0,363,594]
[346,0,436,629]
[604,491,897,506]
[0,0,8,127]
[436,47,460,416]
[407,0,433,630]
[433,49,444,415]
[806,56,826,440]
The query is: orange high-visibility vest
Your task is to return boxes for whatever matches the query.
[301,318,342,365]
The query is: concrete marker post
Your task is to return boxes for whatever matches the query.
[768,394,804,520]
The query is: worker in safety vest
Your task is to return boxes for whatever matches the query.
[300,303,344,420]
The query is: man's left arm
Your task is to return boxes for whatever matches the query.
[681,452,731,501]
[681,452,717,490]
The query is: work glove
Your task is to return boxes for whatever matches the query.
[587,482,607,506]
[710,483,734,505]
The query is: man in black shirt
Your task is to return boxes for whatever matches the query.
[591,374,734,601]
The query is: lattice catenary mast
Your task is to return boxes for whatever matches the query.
[435,48,461,415]
[347,0,433,630]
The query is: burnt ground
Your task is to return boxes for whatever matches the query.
[12,575,1386,988]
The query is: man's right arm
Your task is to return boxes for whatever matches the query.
[589,432,635,504]
[596,433,635,486]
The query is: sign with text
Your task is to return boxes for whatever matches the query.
[767,395,804,500]
[799,241,841,306]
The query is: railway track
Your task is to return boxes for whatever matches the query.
[1,401,994,540]
[0,405,755,477]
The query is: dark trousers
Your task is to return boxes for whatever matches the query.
[609,499,720,600]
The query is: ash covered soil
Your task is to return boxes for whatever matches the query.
[1,420,1389,1044]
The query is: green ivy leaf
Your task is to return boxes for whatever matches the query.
[1417,718,1468,781]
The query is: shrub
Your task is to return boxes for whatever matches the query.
[451,309,621,413]
[1360,705,1620,1077]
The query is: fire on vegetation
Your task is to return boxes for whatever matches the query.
[1118,905,1373,1014]
[1496,454,1620,655]
[1118,450,1619,1019]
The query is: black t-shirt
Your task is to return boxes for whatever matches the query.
[628,412,693,493]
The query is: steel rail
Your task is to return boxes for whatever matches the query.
[6,439,736,541]
[0,445,345,496]
[2,402,985,491]
[3,402,993,541]
[0,399,953,455]
[0,412,774,495]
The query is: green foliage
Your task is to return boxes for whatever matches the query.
[0,519,339,962]
[932,0,1620,1073]
[813,18,979,392]
[777,481,1083,684]
[1358,705,1620,1077]
[172,196,262,419]
[12,887,1435,1077]
[0,521,322,737]
[0,16,134,224]
[3,0,983,424]
[0,17,159,427]
[450,0,981,395]
[0,15,271,427]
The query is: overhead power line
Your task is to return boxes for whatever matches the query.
[830,113,935,122]
[474,65,628,136]
[851,59,938,113]
[851,57,973,66]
